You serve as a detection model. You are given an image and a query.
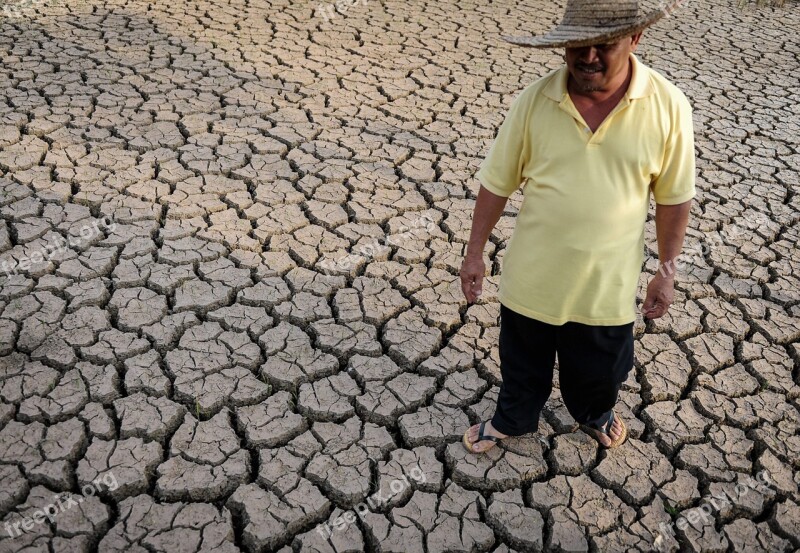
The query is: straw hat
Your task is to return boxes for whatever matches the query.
[504,0,683,49]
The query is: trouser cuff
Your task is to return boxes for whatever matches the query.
[581,409,613,429]
[491,411,538,437]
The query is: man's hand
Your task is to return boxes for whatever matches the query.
[641,272,674,319]
[461,186,508,304]
[460,255,485,304]
[646,199,692,320]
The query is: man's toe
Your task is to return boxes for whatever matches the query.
[466,425,481,448]
[591,427,612,446]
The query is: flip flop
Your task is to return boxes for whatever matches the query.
[581,410,627,449]
[462,421,502,454]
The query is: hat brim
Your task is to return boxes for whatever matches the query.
[503,2,680,49]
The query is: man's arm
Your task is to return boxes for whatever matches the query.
[462,85,532,303]
[641,199,692,319]
[460,185,509,303]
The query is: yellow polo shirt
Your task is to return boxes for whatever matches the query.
[477,54,695,326]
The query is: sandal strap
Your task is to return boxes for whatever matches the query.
[477,421,501,443]
[587,410,615,435]
[601,411,615,435]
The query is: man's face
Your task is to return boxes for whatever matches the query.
[565,33,642,93]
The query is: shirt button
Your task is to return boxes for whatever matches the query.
[584,127,590,133]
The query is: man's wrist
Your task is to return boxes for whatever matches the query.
[465,246,484,261]
[657,257,679,279]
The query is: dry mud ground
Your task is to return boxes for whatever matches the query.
[0,0,799,551]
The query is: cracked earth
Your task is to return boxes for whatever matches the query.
[0,0,798,551]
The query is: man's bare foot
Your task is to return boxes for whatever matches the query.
[464,420,508,453]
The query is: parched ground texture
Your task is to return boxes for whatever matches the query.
[0,0,799,551]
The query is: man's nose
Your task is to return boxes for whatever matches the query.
[574,45,600,64]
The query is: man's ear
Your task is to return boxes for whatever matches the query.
[629,32,643,51]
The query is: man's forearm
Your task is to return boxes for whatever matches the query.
[466,185,509,259]
[655,199,692,277]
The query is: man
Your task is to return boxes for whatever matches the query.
[461,0,694,452]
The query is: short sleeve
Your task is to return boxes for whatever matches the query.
[652,95,696,205]
[476,89,532,198]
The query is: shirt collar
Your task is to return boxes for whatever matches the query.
[542,53,654,102]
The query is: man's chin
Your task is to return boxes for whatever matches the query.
[571,73,605,91]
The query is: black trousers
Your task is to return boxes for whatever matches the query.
[491,304,634,436]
